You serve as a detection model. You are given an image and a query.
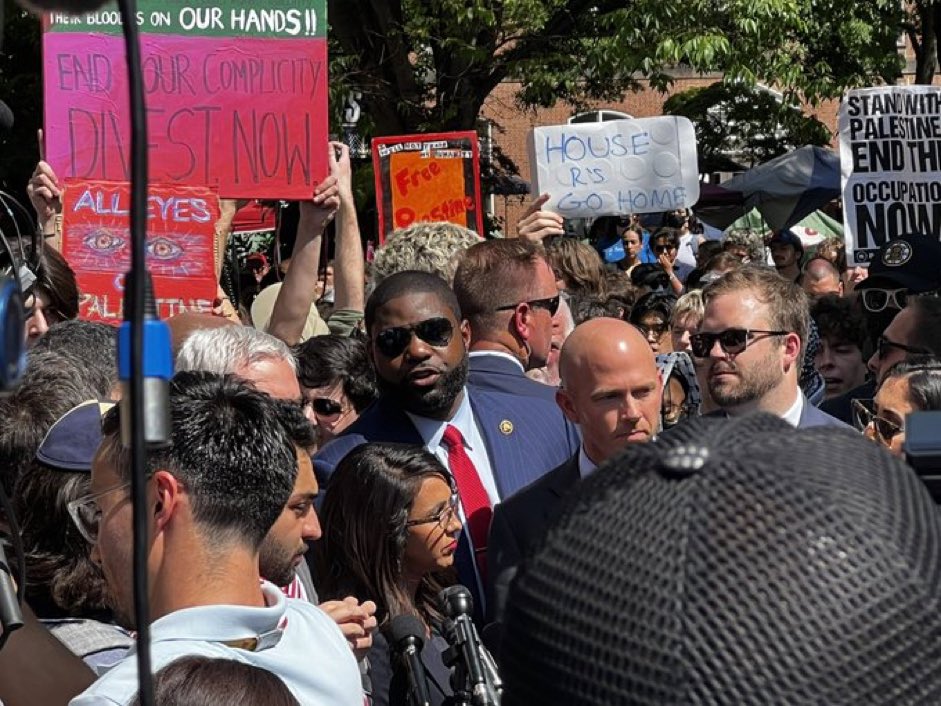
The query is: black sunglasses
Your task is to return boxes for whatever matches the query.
[636,322,669,339]
[876,335,930,360]
[495,295,560,317]
[690,328,789,359]
[374,317,454,358]
[653,244,677,254]
[311,398,343,416]
[851,398,903,444]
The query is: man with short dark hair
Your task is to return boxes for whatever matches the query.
[454,239,564,401]
[694,266,844,427]
[72,372,362,704]
[769,230,803,282]
[316,270,580,613]
[867,294,941,384]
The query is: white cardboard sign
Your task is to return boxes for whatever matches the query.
[527,116,700,218]
[839,85,941,266]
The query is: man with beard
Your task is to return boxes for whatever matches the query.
[769,230,803,283]
[315,270,580,613]
[691,265,844,428]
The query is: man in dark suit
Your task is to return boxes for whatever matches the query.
[487,318,663,624]
[453,238,560,401]
[315,271,580,614]
[692,265,846,428]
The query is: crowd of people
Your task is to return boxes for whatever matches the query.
[1,143,941,705]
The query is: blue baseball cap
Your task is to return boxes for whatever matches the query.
[35,400,116,472]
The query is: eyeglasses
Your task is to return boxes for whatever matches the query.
[405,493,460,528]
[495,295,560,317]
[689,328,789,359]
[310,398,344,417]
[636,322,669,339]
[661,401,693,428]
[67,481,131,544]
[374,317,454,358]
[653,244,676,254]
[876,335,930,360]
[861,288,907,313]
[852,398,903,444]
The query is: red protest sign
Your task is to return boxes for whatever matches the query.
[372,132,483,242]
[42,0,327,199]
[61,179,220,323]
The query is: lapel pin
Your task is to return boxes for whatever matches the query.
[499,419,514,435]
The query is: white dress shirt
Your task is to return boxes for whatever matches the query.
[405,388,501,506]
[578,445,598,480]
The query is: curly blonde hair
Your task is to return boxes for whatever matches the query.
[371,222,481,290]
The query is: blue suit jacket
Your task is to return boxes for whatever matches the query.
[705,394,850,429]
[315,387,581,619]
[467,353,559,402]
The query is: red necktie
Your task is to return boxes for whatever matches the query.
[442,424,492,580]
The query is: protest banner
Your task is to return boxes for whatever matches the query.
[372,132,483,242]
[61,179,220,322]
[42,0,327,199]
[839,86,941,265]
[527,116,699,218]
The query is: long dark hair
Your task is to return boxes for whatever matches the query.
[316,443,455,627]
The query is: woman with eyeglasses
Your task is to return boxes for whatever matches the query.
[855,358,941,456]
[316,443,461,706]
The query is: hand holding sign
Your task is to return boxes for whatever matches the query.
[28,134,63,237]
[299,144,342,234]
[517,193,565,242]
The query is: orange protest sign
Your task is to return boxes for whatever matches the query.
[389,151,468,229]
[372,131,483,242]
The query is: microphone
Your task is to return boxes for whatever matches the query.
[439,585,498,706]
[386,615,432,706]
[0,101,13,131]
[0,540,23,650]
[118,271,172,448]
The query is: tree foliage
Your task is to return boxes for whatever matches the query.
[663,82,832,173]
[328,0,909,139]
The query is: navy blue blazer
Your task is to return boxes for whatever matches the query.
[467,353,560,402]
[705,394,850,429]
[315,387,581,617]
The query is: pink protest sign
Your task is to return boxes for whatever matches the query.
[42,1,327,199]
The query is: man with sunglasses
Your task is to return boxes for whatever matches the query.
[453,239,567,402]
[315,270,581,618]
[693,266,845,428]
[487,318,662,628]
[867,295,941,384]
[820,234,941,423]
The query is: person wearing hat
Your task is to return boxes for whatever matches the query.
[821,234,941,424]
[500,414,941,705]
[769,229,804,283]
[12,401,133,670]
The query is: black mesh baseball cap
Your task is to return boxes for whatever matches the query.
[502,414,941,705]
[855,234,941,293]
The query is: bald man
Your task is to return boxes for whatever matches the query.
[486,318,662,624]
[801,257,844,298]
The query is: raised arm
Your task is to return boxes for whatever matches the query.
[516,193,564,242]
[330,142,365,317]
[265,146,340,345]
[27,131,63,250]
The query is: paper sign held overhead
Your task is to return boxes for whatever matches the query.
[372,132,484,243]
[527,116,700,218]
[61,179,219,323]
[42,0,328,199]
[838,86,941,266]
